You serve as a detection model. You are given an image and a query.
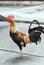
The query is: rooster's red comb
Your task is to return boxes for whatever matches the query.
[7,15,14,19]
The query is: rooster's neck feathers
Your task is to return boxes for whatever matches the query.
[7,18,19,33]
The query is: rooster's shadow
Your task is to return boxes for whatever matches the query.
[5,55,39,64]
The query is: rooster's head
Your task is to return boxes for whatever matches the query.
[6,15,14,23]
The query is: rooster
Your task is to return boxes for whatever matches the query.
[6,15,44,57]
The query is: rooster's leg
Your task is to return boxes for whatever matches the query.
[16,43,22,57]
[17,50,22,58]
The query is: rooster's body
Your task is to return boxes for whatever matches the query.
[6,16,44,57]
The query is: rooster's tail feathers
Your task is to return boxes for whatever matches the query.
[28,31,41,45]
[28,20,44,45]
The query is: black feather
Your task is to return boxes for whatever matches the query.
[28,20,44,45]
[28,26,44,34]
[29,31,41,45]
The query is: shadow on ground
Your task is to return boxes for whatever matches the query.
[5,55,39,64]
